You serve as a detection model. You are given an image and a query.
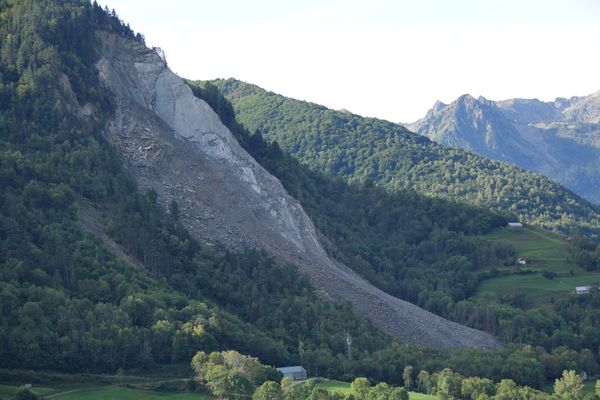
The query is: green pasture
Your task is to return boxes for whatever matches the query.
[314,379,352,395]
[314,379,435,399]
[409,393,437,400]
[0,384,211,400]
[476,273,598,302]
[476,226,599,302]
[0,384,57,398]
[483,226,577,274]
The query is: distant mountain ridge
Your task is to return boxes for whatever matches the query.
[407,91,600,203]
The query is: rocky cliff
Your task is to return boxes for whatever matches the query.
[95,33,501,351]
[408,92,600,203]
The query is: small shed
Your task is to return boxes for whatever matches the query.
[576,286,593,295]
[517,257,526,265]
[507,222,524,229]
[277,366,307,381]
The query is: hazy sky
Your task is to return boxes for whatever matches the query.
[99,0,600,122]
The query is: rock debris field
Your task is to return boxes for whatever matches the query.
[96,33,501,351]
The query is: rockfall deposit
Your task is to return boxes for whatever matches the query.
[96,33,501,351]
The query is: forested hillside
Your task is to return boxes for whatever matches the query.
[0,0,510,380]
[188,82,600,387]
[209,79,600,236]
[3,0,600,394]
[0,1,515,382]
[0,0,389,376]
[188,82,514,311]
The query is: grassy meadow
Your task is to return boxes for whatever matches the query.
[314,379,435,399]
[0,381,437,399]
[0,384,211,400]
[476,226,599,303]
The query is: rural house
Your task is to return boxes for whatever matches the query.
[576,286,594,295]
[277,366,307,381]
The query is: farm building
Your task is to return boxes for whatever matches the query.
[277,366,307,381]
[507,222,524,229]
[576,286,594,295]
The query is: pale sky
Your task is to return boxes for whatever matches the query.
[99,0,600,123]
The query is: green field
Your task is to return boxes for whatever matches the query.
[0,384,57,398]
[476,226,599,302]
[483,226,578,273]
[0,381,440,399]
[583,381,597,396]
[314,379,352,395]
[314,379,435,399]
[408,393,437,400]
[0,384,211,400]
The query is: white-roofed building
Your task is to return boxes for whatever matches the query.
[576,286,593,294]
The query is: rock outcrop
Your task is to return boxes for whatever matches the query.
[96,33,501,351]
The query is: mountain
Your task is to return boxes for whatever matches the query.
[0,0,508,377]
[207,79,600,236]
[407,91,600,203]
[0,0,397,378]
[5,1,600,392]
[95,33,500,351]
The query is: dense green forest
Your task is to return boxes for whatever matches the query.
[2,0,600,395]
[0,0,400,377]
[209,79,600,237]
[188,82,515,308]
[188,82,600,386]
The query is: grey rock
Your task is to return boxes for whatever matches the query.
[96,33,501,351]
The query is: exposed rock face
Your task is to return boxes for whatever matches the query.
[96,33,501,351]
[408,92,600,203]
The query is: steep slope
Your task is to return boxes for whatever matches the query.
[95,34,500,350]
[0,0,306,372]
[209,79,600,235]
[409,92,600,203]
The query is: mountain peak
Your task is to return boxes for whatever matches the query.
[457,93,477,102]
[425,100,447,118]
[433,100,447,110]
[431,100,448,113]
